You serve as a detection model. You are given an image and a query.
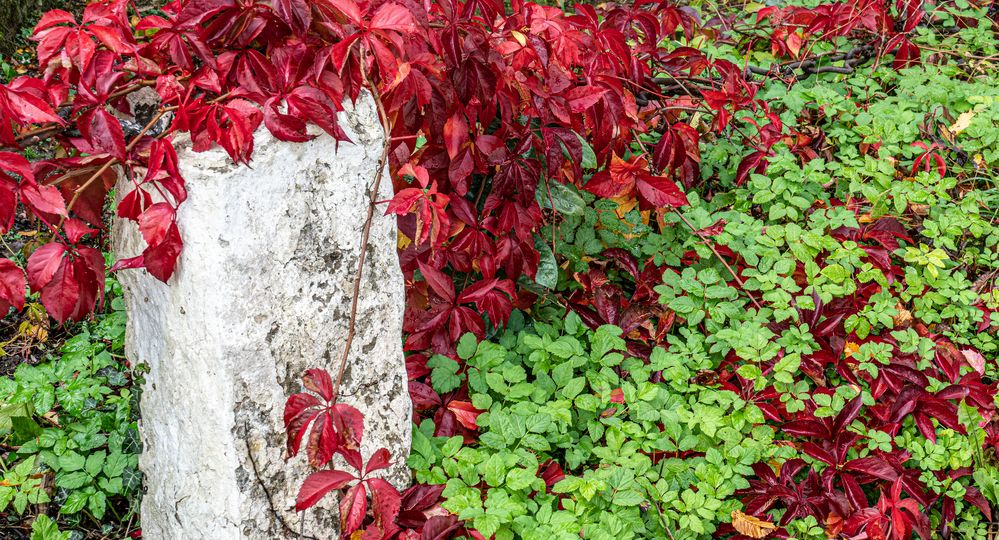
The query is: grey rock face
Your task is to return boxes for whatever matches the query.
[112,93,412,539]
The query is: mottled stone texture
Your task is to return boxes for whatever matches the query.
[112,93,411,539]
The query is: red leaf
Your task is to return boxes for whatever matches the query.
[565,86,606,113]
[274,0,312,35]
[283,392,322,456]
[110,255,145,272]
[27,242,68,290]
[142,223,182,282]
[40,257,80,323]
[893,38,921,70]
[63,218,97,244]
[365,448,392,475]
[443,113,468,160]
[303,368,334,401]
[369,3,415,31]
[332,403,365,451]
[844,457,897,481]
[117,188,153,220]
[306,413,337,467]
[32,10,76,33]
[0,152,34,182]
[339,482,368,534]
[367,477,402,526]
[83,108,127,161]
[418,261,455,303]
[0,259,25,313]
[20,182,68,219]
[447,401,481,430]
[635,173,688,209]
[295,470,356,511]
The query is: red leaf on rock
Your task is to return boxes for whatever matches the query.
[138,204,176,246]
[117,188,153,220]
[295,470,356,511]
[365,448,393,475]
[142,223,182,282]
[303,368,335,401]
[340,482,368,534]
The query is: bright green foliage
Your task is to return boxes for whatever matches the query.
[0,291,141,528]
[29,515,71,540]
[410,312,790,539]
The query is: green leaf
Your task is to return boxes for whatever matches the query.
[103,453,128,478]
[533,236,559,289]
[457,333,478,360]
[441,436,463,457]
[56,471,91,490]
[612,489,645,506]
[820,263,849,283]
[58,452,86,472]
[87,490,107,519]
[538,182,586,216]
[427,355,462,394]
[561,377,586,399]
[30,515,69,540]
[85,450,106,477]
[578,134,597,170]
[60,491,88,514]
[473,514,501,539]
[505,468,537,491]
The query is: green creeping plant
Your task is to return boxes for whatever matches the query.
[410,313,787,540]
[0,288,141,530]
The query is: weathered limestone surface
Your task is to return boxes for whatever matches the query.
[112,93,411,539]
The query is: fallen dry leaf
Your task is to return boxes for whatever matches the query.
[949,110,975,135]
[731,510,777,538]
[893,303,913,329]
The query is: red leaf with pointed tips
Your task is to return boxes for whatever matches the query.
[339,482,368,534]
[295,470,356,511]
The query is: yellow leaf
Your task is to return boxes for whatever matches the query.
[731,510,777,539]
[949,110,975,135]
[844,342,860,358]
[609,194,638,218]
[511,30,527,47]
[397,230,412,250]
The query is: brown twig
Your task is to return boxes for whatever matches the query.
[330,58,392,403]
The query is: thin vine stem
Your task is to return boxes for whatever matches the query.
[330,58,392,403]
